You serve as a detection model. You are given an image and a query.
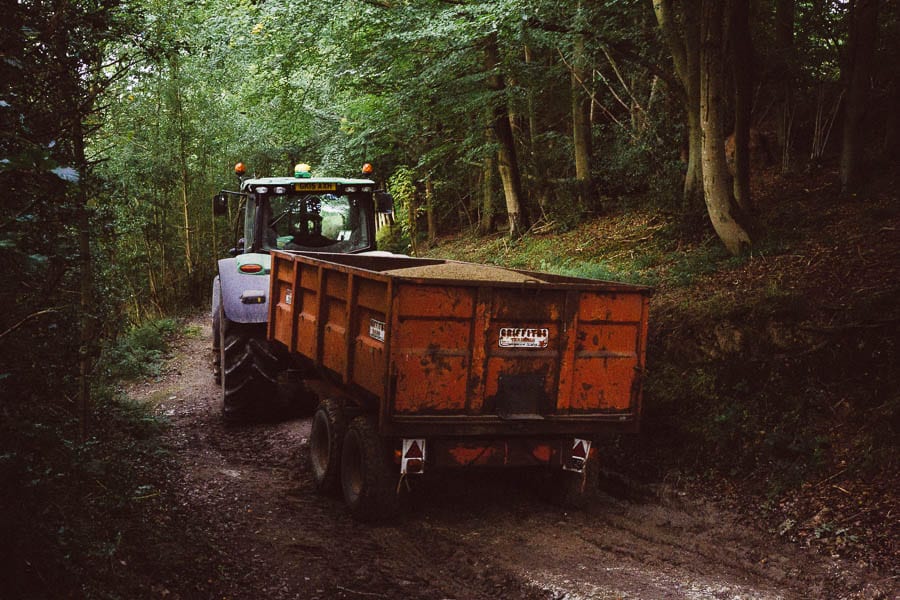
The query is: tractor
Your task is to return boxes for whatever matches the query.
[211,162,390,421]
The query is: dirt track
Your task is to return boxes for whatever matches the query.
[130,316,893,599]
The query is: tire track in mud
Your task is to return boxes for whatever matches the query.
[140,317,882,599]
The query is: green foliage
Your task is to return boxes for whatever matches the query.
[387,166,419,253]
[102,318,180,380]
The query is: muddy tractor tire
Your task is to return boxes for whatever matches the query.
[309,398,346,494]
[212,307,222,384]
[340,416,400,521]
[219,306,289,422]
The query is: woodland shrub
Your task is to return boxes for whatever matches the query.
[103,318,180,380]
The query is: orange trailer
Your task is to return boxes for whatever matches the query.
[268,251,651,520]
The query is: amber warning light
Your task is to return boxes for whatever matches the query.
[234,162,246,176]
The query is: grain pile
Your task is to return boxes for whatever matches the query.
[383,262,546,283]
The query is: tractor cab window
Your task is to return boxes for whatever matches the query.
[260,193,369,253]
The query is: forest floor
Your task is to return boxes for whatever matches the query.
[119,315,893,599]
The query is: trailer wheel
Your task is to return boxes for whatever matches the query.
[309,398,345,494]
[340,416,399,521]
[220,305,288,422]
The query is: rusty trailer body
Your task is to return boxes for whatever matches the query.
[268,251,651,518]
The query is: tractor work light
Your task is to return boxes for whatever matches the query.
[274,186,287,194]
[254,186,268,194]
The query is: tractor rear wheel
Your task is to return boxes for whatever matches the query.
[309,398,346,494]
[340,416,400,521]
[219,305,288,422]
[212,307,221,384]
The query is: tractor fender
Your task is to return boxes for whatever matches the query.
[216,256,270,324]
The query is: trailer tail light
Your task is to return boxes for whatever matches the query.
[563,438,592,473]
[401,439,426,475]
[239,263,263,274]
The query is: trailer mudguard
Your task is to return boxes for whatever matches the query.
[216,256,271,324]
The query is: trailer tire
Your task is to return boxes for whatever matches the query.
[309,398,346,494]
[340,416,399,522]
[220,305,288,422]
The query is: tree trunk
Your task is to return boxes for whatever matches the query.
[74,122,95,442]
[484,32,528,238]
[571,2,595,211]
[653,0,704,210]
[840,0,879,193]
[479,154,496,236]
[700,0,751,255]
[731,0,754,213]
[775,0,795,173]
[171,56,193,275]
[424,175,436,244]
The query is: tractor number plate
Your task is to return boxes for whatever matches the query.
[294,182,337,192]
[498,327,549,348]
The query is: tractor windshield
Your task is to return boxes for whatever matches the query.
[247,193,371,253]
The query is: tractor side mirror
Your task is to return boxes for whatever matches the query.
[212,193,228,216]
[375,192,393,213]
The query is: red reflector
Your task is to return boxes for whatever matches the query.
[404,440,423,459]
[239,264,263,273]
[572,440,587,459]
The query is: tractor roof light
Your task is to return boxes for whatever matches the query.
[294,163,312,178]
[235,162,246,176]
[361,163,373,176]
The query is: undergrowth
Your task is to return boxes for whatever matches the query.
[102,318,181,379]
[0,317,215,598]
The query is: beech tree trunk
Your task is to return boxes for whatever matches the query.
[424,175,436,244]
[484,32,528,238]
[700,0,751,255]
[653,0,703,210]
[731,0,754,214]
[840,0,879,193]
[479,154,496,236]
[571,2,594,210]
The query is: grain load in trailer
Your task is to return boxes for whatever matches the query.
[268,251,651,520]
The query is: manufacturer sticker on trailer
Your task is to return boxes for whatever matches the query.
[498,327,549,348]
[369,319,385,343]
